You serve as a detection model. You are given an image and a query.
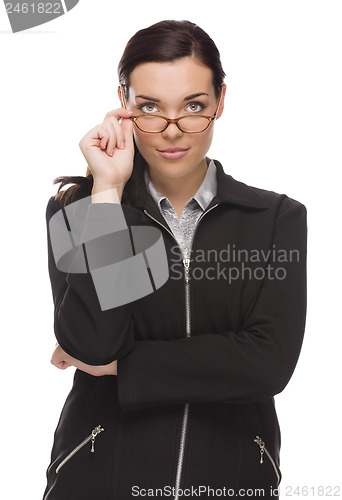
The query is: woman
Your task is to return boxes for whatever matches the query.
[43,20,307,500]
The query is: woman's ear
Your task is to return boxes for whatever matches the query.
[216,84,227,120]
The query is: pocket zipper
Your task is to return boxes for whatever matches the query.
[56,424,105,474]
[254,435,280,485]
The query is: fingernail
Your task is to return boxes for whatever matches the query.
[120,142,125,149]
[110,149,114,156]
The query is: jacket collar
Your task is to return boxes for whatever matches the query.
[134,158,269,225]
[212,159,269,210]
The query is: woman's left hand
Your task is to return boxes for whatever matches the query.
[51,343,117,376]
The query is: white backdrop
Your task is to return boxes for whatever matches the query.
[1,1,341,498]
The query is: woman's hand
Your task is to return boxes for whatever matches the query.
[79,108,135,187]
[51,344,117,376]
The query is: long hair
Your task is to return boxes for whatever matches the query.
[53,20,225,208]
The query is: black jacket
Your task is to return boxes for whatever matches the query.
[42,159,307,500]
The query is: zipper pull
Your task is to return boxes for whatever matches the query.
[254,435,265,464]
[183,258,190,284]
[90,425,105,453]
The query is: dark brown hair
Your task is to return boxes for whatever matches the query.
[53,20,226,208]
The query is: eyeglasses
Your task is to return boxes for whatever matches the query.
[119,84,223,134]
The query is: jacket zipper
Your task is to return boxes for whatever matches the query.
[254,435,281,485]
[55,425,105,474]
[144,203,219,499]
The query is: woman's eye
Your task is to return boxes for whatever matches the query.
[140,103,157,113]
[186,102,205,113]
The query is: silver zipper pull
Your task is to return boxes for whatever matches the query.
[254,435,265,463]
[90,425,105,453]
[183,258,190,284]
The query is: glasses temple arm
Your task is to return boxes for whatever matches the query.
[119,84,129,109]
[213,86,224,118]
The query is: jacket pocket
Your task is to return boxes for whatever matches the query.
[254,435,282,486]
[55,424,105,474]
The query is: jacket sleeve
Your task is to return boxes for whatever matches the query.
[46,195,142,366]
[117,198,307,411]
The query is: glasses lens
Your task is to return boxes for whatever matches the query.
[135,116,169,133]
[178,116,210,133]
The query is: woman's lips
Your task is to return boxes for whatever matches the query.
[157,148,189,160]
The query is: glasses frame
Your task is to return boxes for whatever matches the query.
[119,84,224,134]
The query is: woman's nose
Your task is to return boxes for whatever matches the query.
[161,122,184,140]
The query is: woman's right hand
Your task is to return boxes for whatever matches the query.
[79,108,135,187]
[51,344,118,377]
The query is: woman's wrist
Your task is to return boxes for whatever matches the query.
[91,181,124,204]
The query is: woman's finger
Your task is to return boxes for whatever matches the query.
[109,116,126,151]
[104,108,133,121]
[101,119,117,156]
[121,117,134,151]
[94,124,110,150]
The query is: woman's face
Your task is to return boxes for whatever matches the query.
[120,57,226,183]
